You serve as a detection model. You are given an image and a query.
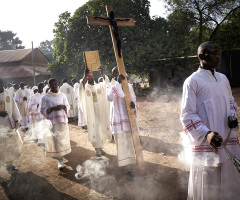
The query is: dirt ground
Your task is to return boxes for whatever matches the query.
[1,88,240,200]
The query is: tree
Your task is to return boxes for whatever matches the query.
[50,0,152,80]
[163,0,240,44]
[38,40,54,61]
[0,30,24,50]
[213,8,240,51]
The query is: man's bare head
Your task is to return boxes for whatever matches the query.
[197,41,221,69]
[112,66,119,78]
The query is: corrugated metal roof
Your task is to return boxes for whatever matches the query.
[0,65,51,79]
[0,48,33,63]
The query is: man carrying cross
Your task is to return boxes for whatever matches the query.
[87,5,144,171]
[106,66,138,181]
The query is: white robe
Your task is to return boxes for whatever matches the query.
[74,82,86,126]
[41,91,71,157]
[28,92,45,142]
[0,89,23,165]
[79,76,111,148]
[43,85,50,93]
[14,89,32,128]
[60,83,76,118]
[106,80,137,166]
[106,80,137,134]
[180,68,240,200]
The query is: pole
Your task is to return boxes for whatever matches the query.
[32,41,36,86]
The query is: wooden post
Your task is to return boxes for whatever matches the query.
[87,5,145,171]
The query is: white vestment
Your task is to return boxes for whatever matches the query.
[43,85,50,93]
[0,89,23,166]
[60,83,76,118]
[79,76,111,148]
[41,91,71,157]
[106,80,137,166]
[28,92,45,142]
[180,68,240,200]
[14,89,32,128]
[74,82,86,126]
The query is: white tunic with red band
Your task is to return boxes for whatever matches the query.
[180,68,240,164]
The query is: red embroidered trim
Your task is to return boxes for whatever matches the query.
[118,157,136,162]
[48,115,67,120]
[192,138,239,152]
[111,119,129,126]
[230,104,237,112]
[184,120,204,134]
[46,147,71,154]
[112,87,120,99]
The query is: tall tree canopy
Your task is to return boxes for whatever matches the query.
[0,30,24,50]
[50,0,151,80]
[163,0,240,45]
[38,40,54,62]
[50,0,240,81]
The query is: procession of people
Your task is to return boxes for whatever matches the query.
[0,64,141,180]
[1,42,240,199]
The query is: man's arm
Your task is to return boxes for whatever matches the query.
[180,79,210,145]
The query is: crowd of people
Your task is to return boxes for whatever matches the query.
[0,65,139,182]
[1,41,240,198]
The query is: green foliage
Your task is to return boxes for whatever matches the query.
[213,9,240,51]
[49,0,240,82]
[49,0,151,80]
[163,0,240,44]
[0,30,24,50]
[38,40,54,61]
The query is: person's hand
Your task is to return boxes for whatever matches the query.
[0,111,8,117]
[130,101,135,109]
[206,131,223,148]
[84,67,90,78]
[117,74,125,83]
[228,116,238,128]
[99,66,103,75]
[23,97,27,101]
[56,105,66,111]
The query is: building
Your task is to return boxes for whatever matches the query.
[0,48,51,87]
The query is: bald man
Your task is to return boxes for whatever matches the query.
[180,41,240,200]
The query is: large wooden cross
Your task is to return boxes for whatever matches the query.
[87,5,145,171]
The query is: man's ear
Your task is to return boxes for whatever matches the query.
[199,53,204,60]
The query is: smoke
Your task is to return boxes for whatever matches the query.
[24,119,52,144]
[75,157,109,180]
[178,131,220,168]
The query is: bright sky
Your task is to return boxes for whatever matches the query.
[0,0,167,49]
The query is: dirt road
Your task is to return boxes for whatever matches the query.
[1,88,240,200]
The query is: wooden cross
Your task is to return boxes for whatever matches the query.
[87,5,145,171]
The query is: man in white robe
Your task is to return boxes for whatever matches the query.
[0,78,23,174]
[72,78,87,128]
[41,78,71,170]
[180,41,240,200]
[79,67,111,157]
[14,82,32,131]
[106,67,137,181]
[28,83,45,144]
[60,79,76,119]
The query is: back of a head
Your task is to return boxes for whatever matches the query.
[62,78,67,83]
[48,78,58,86]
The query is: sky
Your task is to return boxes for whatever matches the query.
[0,0,167,49]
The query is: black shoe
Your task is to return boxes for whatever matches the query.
[96,153,102,157]
[6,165,18,174]
[101,150,106,155]
[125,171,134,182]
